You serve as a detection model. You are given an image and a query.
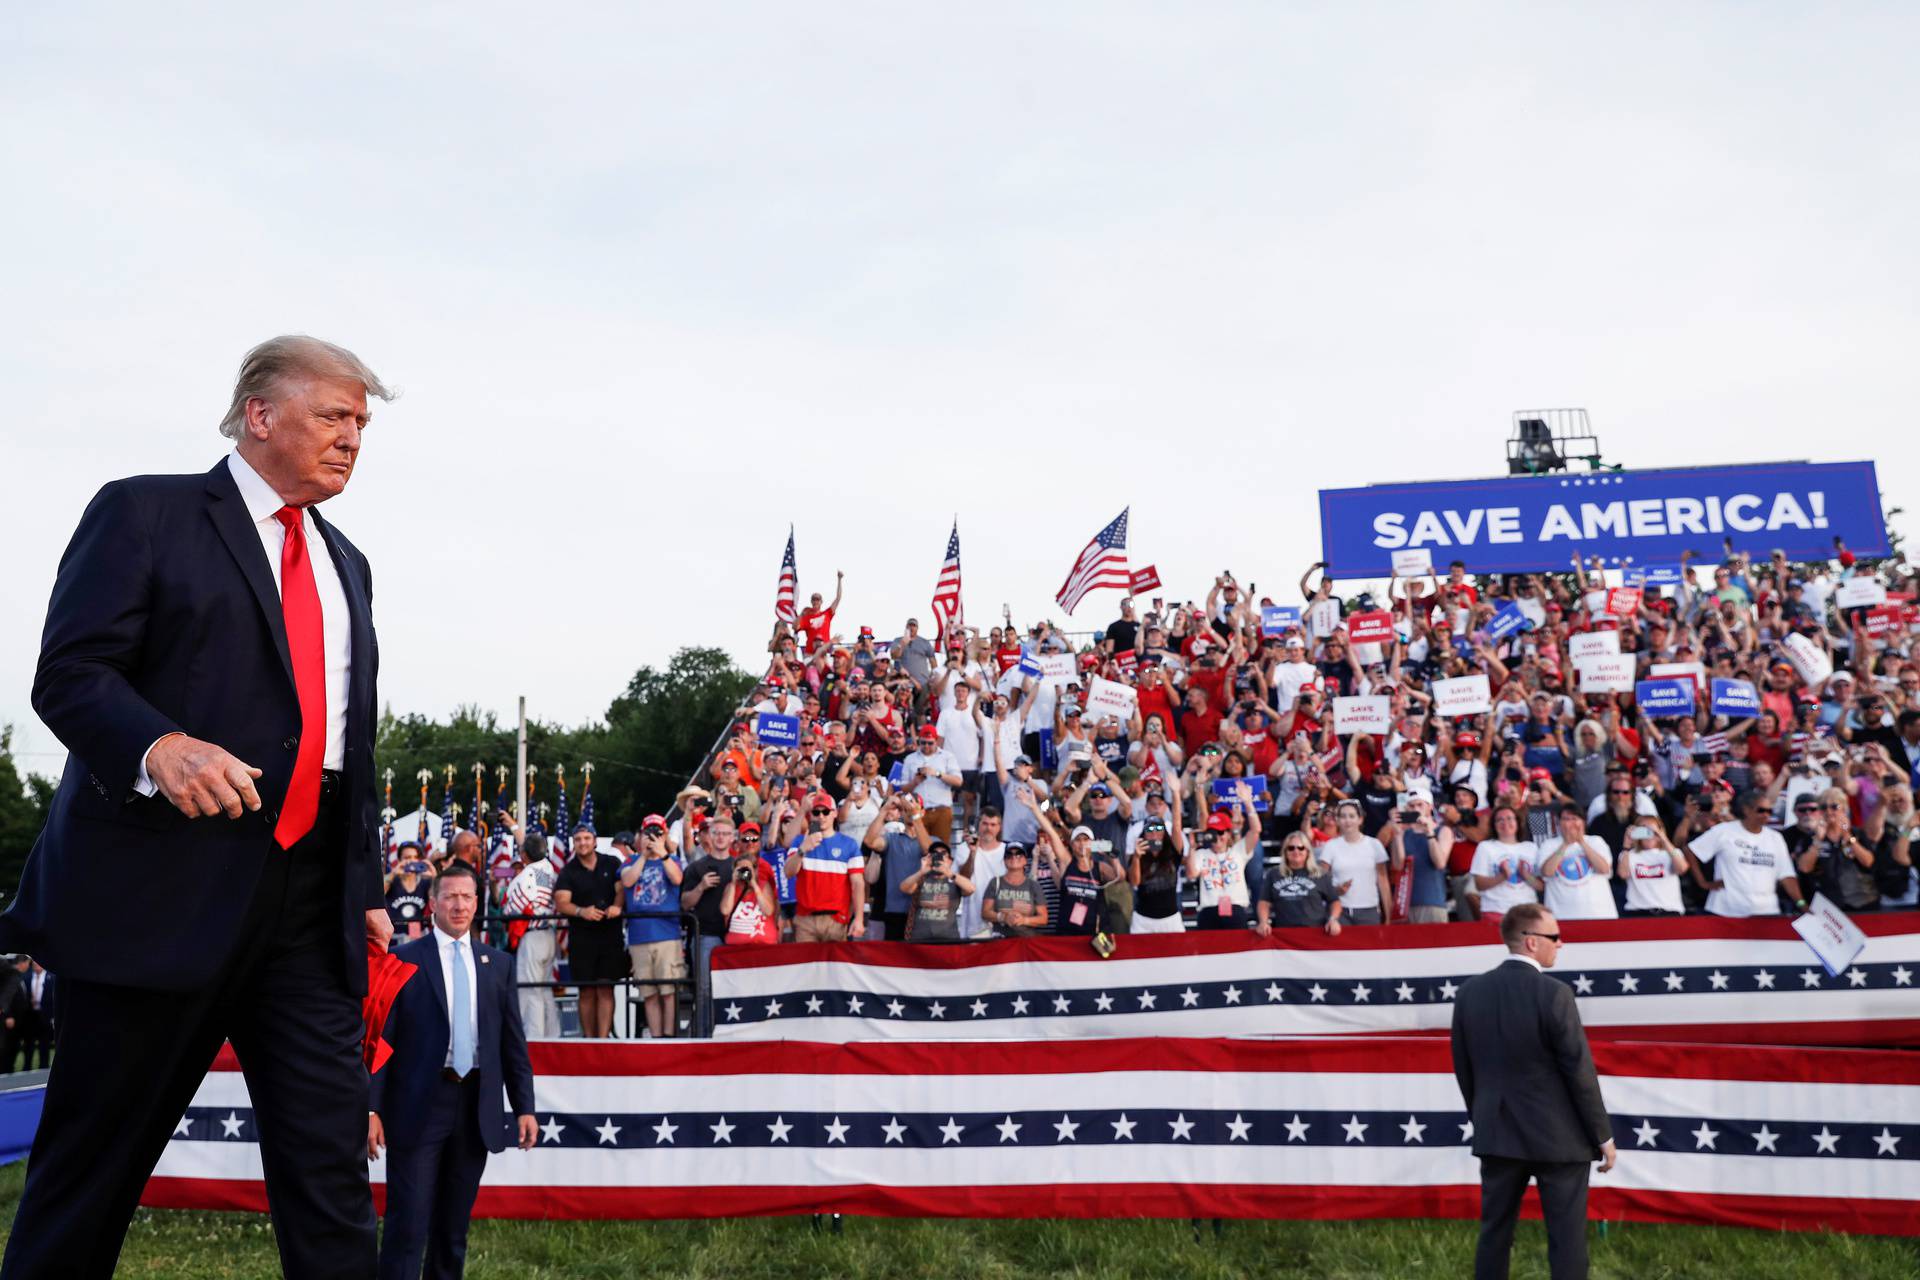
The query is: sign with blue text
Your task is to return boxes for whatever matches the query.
[1318,462,1886,577]
[1624,564,1687,588]
[1483,601,1532,643]
[1210,776,1270,812]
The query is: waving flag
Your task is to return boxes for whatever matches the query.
[577,768,596,835]
[148,1036,1920,1237]
[929,521,964,643]
[552,766,571,869]
[440,769,457,854]
[774,527,799,624]
[1055,509,1131,616]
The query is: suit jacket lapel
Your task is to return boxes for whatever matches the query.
[421,937,451,1027]
[204,463,294,690]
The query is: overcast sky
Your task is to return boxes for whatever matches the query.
[3,3,1916,773]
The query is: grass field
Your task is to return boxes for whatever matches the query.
[1,1165,1912,1278]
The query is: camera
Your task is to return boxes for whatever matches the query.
[733,861,755,883]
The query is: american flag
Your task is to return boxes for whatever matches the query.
[930,521,964,643]
[552,767,571,869]
[1055,509,1131,616]
[578,771,596,835]
[439,773,456,854]
[774,527,798,624]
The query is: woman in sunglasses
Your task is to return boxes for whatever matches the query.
[1793,786,1880,911]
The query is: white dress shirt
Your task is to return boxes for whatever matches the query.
[432,924,481,1069]
[135,451,352,794]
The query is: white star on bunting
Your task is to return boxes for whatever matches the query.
[928,1001,947,1019]
[1617,973,1640,993]
[173,1118,192,1138]
[764,998,782,1018]
[1394,982,1415,1002]
[1010,996,1030,1015]
[1342,1116,1369,1143]
[1094,992,1115,1011]
[595,1118,621,1145]
[1691,1123,1718,1150]
[1754,970,1776,989]
[846,995,864,1015]
[540,1117,564,1144]
[1572,974,1594,995]
[1633,1120,1659,1147]
[1752,1126,1778,1152]
[824,1117,850,1144]
[1168,1114,1195,1141]
[881,1118,906,1144]
[1265,983,1285,1002]
[1351,984,1372,1003]
[1308,983,1328,1002]
[1846,968,1868,988]
[1708,970,1730,990]
[886,999,906,1018]
[1137,991,1158,1009]
[1223,985,1243,1004]
[652,1118,677,1144]
[996,1116,1022,1143]
[1111,1114,1137,1141]
[805,995,824,1014]
[1812,1127,1840,1154]
[710,1117,735,1144]
[1400,1116,1427,1143]
[768,1117,794,1144]
[1663,972,1685,992]
[1438,979,1459,1000]
[221,1113,244,1138]
[1180,988,1200,1008]
[1873,1129,1901,1156]
[1054,1115,1080,1142]
[970,999,989,1018]
[1053,994,1072,1014]
[1800,970,1824,989]
[723,1003,742,1021]
[1227,1115,1253,1142]
[1283,1115,1310,1142]
[939,1118,965,1144]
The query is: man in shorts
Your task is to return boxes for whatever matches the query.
[620,817,687,1038]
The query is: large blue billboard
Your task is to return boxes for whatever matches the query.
[1317,461,1886,578]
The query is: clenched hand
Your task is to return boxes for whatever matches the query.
[147,733,263,819]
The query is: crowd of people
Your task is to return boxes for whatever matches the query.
[383,540,1920,1036]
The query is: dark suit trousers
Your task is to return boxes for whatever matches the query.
[0,798,375,1280]
[378,1075,489,1280]
[1475,1156,1591,1280]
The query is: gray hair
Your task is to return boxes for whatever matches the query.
[217,335,393,439]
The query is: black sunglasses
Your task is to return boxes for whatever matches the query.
[1523,931,1562,943]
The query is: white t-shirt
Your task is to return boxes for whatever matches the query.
[1470,839,1541,917]
[1321,835,1389,911]
[838,796,881,847]
[1269,661,1319,714]
[1690,821,1794,917]
[1193,842,1253,910]
[960,840,1007,938]
[1538,837,1618,920]
[901,749,961,809]
[936,704,985,771]
[1620,844,1685,914]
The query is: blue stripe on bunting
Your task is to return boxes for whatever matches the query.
[170,1106,1917,1160]
[718,961,1917,1026]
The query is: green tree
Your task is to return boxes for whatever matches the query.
[371,646,755,842]
[0,727,58,892]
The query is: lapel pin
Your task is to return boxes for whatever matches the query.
[480,955,489,965]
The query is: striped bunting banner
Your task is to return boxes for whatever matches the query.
[144,1036,1919,1235]
[710,916,1920,1046]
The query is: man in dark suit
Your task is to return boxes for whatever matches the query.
[0,336,398,1279]
[1451,902,1617,1280]
[369,861,536,1279]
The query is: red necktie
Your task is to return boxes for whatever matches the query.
[274,506,327,849]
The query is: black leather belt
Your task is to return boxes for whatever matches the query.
[318,769,346,800]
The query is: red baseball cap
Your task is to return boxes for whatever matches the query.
[1527,766,1553,782]
[917,724,939,739]
[1206,811,1234,831]
[809,795,836,812]
[641,814,667,831]
[1455,732,1480,749]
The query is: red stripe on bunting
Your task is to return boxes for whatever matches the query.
[709,913,1920,972]
[210,1034,1920,1084]
[139,1178,1919,1237]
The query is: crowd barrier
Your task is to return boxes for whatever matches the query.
[144,1035,1920,1236]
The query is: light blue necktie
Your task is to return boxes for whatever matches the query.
[451,938,475,1077]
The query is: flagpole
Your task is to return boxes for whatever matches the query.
[515,695,528,826]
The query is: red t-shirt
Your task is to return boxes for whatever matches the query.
[1136,684,1178,736]
[1179,706,1224,755]
[794,607,835,652]
[1187,663,1234,714]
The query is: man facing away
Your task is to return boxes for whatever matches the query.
[0,336,397,1278]
[369,862,536,1280]
[1451,902,1617,1280]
